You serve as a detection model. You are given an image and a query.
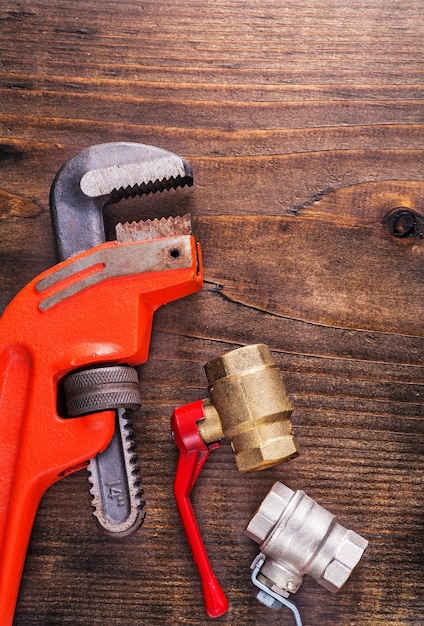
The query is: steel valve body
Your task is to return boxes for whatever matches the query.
[246,482,369,598]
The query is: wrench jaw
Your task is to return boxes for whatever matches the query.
[57,225,200,538]
[50,142,194,261]
[101,160,193,205]
[116,214,193,243]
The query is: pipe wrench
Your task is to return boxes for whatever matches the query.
[50,142,195,536]
[0,143,203,624]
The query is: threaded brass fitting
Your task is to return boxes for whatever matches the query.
[197,344,299,472]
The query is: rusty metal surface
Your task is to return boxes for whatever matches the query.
[116,214,192,243]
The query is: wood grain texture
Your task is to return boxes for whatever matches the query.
[0,1,423,625]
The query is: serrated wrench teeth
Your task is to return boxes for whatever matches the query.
[80,154,190,198]
[116,214,192,243]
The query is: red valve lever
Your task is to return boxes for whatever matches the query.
[171,400,229,618]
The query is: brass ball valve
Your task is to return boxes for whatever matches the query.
[171,344,300,617]
[199,343,299,471]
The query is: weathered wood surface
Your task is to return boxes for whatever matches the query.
[0,1,423,625]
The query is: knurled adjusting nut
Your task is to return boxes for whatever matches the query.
[63,365,141,417]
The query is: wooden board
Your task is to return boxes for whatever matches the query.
[0,1,423,625]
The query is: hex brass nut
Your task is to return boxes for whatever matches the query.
[235,435,299,472]
[205,343,275,380]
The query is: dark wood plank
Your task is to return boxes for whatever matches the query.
[0,1,423,625]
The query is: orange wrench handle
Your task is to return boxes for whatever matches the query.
[0,236,203,624]
[0,343,115,622]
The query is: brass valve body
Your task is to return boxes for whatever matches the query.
[198,344,299,472]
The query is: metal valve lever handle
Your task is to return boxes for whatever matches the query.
[171,401,228,618]
[0,233,202,625]
[251,557,303,626]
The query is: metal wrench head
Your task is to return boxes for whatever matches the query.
[50,142,193,261]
